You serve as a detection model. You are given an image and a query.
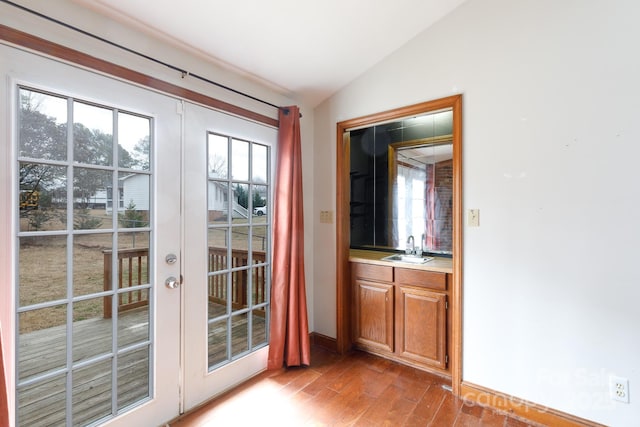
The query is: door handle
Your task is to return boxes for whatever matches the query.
[165,276,180,289]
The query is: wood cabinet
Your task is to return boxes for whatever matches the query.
[351,261,450,376]
[396,285,447,368]
[353,279,394,352]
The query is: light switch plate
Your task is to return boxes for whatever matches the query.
[320,210,333,224]
[468,209,480,227]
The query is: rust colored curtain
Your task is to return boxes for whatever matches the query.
[267,106,311,369]
[1,332,9,427]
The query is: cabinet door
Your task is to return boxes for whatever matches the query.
[396,286,447,368]
[353,279,394,352]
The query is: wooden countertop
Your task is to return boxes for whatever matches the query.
[349,249,453,274]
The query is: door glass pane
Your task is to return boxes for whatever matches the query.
[231,227,250,309]
[118,112,150,171]
[208,318,228,367]
[73,167,112,230]
[208,181,229,224]
[253,184,268,219]
[232,183,249,221]
[118,172,150,227]
[231,225,249,254]
[208,229,228,272]
[208,134,228,178]
[231,138,249,181]
[119,230,150,252]
[252,143,267,184]
[19,88,67,161]
[117,347,150,408]
[253,267,268,305]
[252,308,267,349]
[208,273,228,319]
[17,374,66,427]
[19,236,67,306]
[251,225,267,260]
[72,359,113,425]
[231,312,249,357]
[18,304,67,381]
[206,132,271,371]
[19,162,67,232]
[73,101,113,166]
[73,296,112,362]
[118,290,150,349]
[15,87,155,425]
[73,233,113,296]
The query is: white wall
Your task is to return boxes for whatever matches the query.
[313,0,640,424]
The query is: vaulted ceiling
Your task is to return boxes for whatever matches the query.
[74,0,467,106]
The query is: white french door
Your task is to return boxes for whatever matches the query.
[2,44,182,427]
[182,102,276,411]
[1,44,275,426]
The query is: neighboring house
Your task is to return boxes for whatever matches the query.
[208,181,249,219]
[105,174,147,212]
[75,188,108,209]
[95,177,248,218]
[121,174,149,211]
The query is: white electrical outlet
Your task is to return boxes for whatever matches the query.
[610,376,630,403]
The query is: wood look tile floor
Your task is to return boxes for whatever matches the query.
[170,346,542,427]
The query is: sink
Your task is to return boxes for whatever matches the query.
[381,254,434,264]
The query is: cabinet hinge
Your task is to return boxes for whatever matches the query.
[445,301,449,310]
[445,354,449,364]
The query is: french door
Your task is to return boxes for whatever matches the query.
[182,102,275,409]
[1,44,274,426]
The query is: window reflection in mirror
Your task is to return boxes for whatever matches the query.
[390,142,452,254]
[349,108,453,255]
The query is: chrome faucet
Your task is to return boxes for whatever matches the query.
[406,235,415,255]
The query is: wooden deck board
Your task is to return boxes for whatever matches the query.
[17,304,266,426]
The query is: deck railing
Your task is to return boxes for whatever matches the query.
[103,247,267,318]
[208,247,267,310]
[103,248,150,318]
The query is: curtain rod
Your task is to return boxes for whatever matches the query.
[1,0,298,116]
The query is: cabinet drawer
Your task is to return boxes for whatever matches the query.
[351,263,393,282]
[395,268,447,290]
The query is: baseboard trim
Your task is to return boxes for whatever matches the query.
[460,382,606,427]
[309,332,337,353]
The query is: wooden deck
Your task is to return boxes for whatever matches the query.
[17,304,266,427]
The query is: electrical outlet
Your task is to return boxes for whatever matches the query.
[610,376,630,403]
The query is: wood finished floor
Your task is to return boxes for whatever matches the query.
[170,346,543,427]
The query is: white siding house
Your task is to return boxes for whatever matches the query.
[207,181,249,219]
[105,174,149,212]
[121,174,149,211]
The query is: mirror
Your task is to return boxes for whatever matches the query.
[348,108,453,255]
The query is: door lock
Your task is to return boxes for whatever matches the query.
[165,276,180,289]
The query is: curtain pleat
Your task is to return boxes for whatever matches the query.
[267,106,311,369]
